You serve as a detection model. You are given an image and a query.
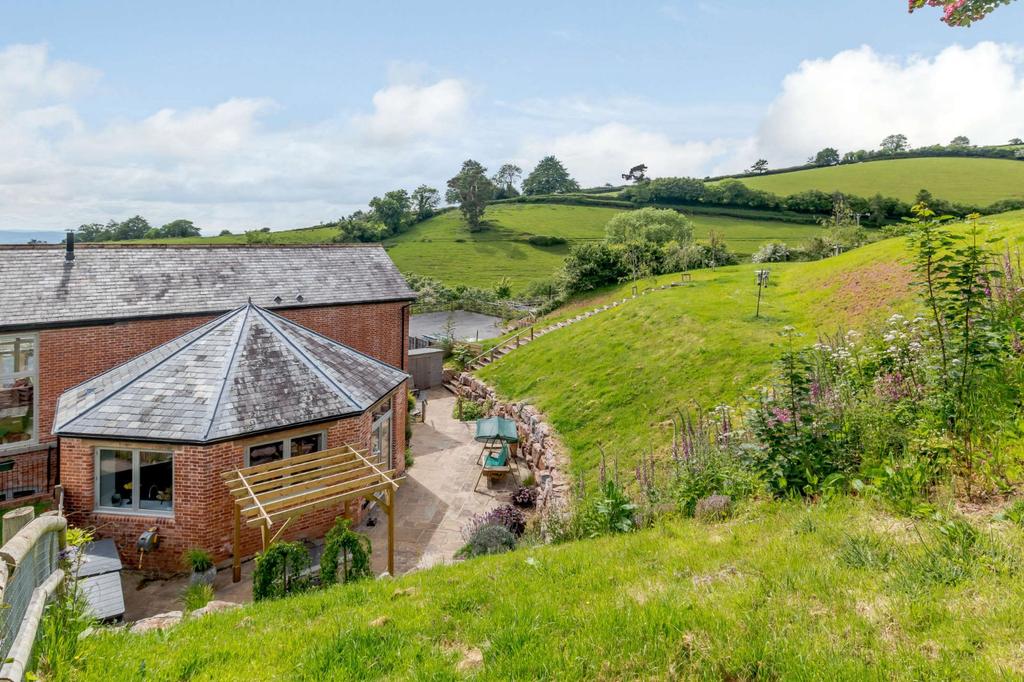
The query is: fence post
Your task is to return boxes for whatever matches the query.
[2,507,34,546]
[531,326,535,341]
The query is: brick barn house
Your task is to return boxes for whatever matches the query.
[0,241,415,571]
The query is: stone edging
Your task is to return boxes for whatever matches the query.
[444,370,570,510]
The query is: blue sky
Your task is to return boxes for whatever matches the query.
[1,1,1023,233]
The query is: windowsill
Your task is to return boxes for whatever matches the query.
[93,507,174,519]
[0,441,42,457]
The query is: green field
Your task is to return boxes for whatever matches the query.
[479,210,1024,476]
[728,157,1024,205]
[385,204,821,291]
[77,498,1024,680]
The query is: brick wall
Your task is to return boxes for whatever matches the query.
[60,384,406,573]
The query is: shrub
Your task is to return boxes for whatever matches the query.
[605,207,694,246]
[463,505,527,539]
[526,234,567,246]
[453,397,488,421]
[561,242,626,294]
[320,518,372,586]
[572,479,638,539]
[183,548,214,572]
[751,241,791,263]
[511,485,539,508]
[404,447,414,469]
[694,495,732,522]
[182,583,214,612]
[253,542,311,601]
[457,524,517,559]
[493,276,513,299]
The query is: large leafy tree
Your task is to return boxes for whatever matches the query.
[811,148,840,166]
[604,207,694,246]
[880,134,909,154]
[410,185,440,221]
[522,156,580,196]
[908,0,1016,26]
[446,160,494,232]
[158,219,201,238]
[113,215,152,240]
[369,189,412,236]
[491,164,523,199]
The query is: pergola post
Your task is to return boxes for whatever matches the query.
[386,488,395,576]
[232,501,242,583]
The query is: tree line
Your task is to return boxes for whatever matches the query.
[741,133,1024,178]
[75,217,202,241]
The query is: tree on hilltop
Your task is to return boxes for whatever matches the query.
[522,156,580,195]
[446,160,494,232]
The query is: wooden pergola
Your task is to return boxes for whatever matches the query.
[222,444,401,582]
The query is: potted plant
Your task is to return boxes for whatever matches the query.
[183,548,216,586]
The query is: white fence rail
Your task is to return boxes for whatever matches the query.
[0,512,67,682]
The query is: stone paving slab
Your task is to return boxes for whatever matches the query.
[357,387,515,574]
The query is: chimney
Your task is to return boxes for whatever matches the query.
[65,231,75,262]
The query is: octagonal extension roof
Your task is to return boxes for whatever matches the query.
[53,303,409,444]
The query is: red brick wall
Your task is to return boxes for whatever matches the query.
[60,385,406,573]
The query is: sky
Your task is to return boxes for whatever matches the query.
[1,0,1023,234]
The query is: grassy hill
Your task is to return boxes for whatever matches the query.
[385,204,821,291]
[727,157,1024,205]
[478,210,1024,476]
[132,203,823,293]
[76,497,1024,680]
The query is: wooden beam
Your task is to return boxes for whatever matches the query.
[387,488,395,576]
[232,501,241,583]
[238,469,387,516]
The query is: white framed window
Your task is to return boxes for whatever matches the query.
[245,430,325,467]
[0,335,37,451]
[370,398,393,469]
[95,448,174,515]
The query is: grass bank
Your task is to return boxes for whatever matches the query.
[76,498,1024,680]
[479,210,1024,476]
[728,157,1024,205]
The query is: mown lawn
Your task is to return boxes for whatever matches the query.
[386,204,820,291]
[729,157,1024,205]
[479,210,1024,477]
[76,498,1024,680]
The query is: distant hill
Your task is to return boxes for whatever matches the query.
[0,230,66,244]
[725,157,1024,205]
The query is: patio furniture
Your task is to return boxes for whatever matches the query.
[474,442,519,491]
[474,416,518,465]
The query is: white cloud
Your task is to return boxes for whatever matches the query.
[355,78,469,144]
[0,43,98,110]
[520,122,740,186]
[756,42,1024,165]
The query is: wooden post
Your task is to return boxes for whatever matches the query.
[260,522,269,552]
[2,507,34,545]
[232,502,242,583]
[531,326,535,341]
[386,489,395,577]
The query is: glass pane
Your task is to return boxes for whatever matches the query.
[98,449,133,508]
[380,416,392,468]
[0,337,35,376]
[248,441,283,467]
[139,451,173,512]
[290,434,322,457]
[0,376,33,446]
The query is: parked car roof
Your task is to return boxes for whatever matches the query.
[0,243,416,331]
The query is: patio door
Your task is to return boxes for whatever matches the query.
[371,400,393,469]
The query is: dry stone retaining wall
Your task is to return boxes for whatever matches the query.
[445,370,570,509]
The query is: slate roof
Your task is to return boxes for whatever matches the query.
[0,244,416,331]
[53,303,409,444]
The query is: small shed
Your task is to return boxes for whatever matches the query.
[407,347,445,389]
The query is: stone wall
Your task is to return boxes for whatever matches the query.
[445,370,569,509]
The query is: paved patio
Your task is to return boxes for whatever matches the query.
[120,387,511,620]
[357,387,515,574]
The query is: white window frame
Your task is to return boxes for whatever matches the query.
[370,398,394,470]
[0,333,39,453]
[244,430,326,467]
[94,447,174,517]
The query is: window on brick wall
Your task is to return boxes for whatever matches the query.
[96,448,173,515]
[370,398,393,469]
[245,431,325,467]
[0,335,36,451]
